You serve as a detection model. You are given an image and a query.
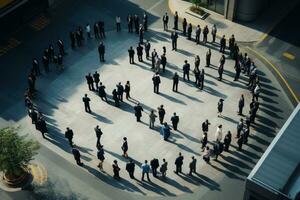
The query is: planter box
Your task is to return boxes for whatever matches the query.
[185,8,209,20]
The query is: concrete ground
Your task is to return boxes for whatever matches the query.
[0,0,295,199]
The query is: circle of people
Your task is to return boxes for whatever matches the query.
[25,11,261,182]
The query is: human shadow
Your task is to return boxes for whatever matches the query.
[159,92,187,105]
[161,176,193,193]
[167,140,201,156]
[177,91,203,103]
[136,179,176,196]
[259,102,283,113]
[177,130,201,143]
[221,155,252,170]
[194,173,221,191]
[259,107,283,119]
[260,95,279,104]
[176,49,195,57]
[210,163,245,181]
[202,85,227,98]
[221,115,238,124]
[90,112,114,124]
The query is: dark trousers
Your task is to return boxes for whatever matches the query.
[175,165,182,173]
[173,82,178,92]
[68,138,73,147]
[154,84,159,94]
[203,35,207,43]
[189,167,196,175]
[238,106,243,115]
[172,41,177,50]
[75,158,82,165]
[212,34,216,43]
[159,116,164,124]
[183,72,190,81]
[136,115,141,122]
[146,51,150,58]
[142,172,150,181]
[116,23,121,32]
[138,55,143,62]
[129,56,134,64]
[118,93,123,102]
[129,171,135,179]
[196,35,200,44]
[96,137,100,147]
[85,104,91,113]
[220,45,225,53]
[163,22,168,31]
[234,71,240,81]
[206,58,210,67]
[99,54,105,62]
[172,122,178,130]
[152,168,158,177]
[88,83,95,91]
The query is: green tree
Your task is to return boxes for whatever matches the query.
[0,127,40,179]
[192,0,201,8]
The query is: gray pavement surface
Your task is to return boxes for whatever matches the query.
[0,0,295,199]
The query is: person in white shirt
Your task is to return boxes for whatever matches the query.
[85,23,91,39]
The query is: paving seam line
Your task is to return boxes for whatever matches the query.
[246,46,299,106]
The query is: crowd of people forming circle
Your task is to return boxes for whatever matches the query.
[24,11,262,183]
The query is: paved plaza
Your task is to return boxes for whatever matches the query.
[0,0,297,199]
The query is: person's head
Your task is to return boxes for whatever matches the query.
[192,156,195,160]
[174,112,176,116]
[179,152,182,156]
[85,94,87,97]
[163,158,166,162]
[241,94,244,98]
[114,160,117,164]
[151,110,154,114]
[184,60,187,63]
[240,118,244,122]
[96,125,99,128]
[164,122,167,126]
[145,160,148,164]
[123,137,127,141]
[160,104,164,108]
[227,131,231,135]
[137,102,140,106]
[218,124,222,128]
[163,46,166,50]
[118,82,121,85]
[126,80,130,84]
[100,82,102,85]
[155,72,159,75]
[223,35,225,38]
[66,127,70,130]
[175,72,178,75]
[129,159,133,163]
[232,34,235,37]
[204,132,207,136]
[206,146,210,150]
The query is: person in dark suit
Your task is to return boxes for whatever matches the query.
[134,15,139,33]
[70,31,76,49]
[137,44,143,62]
[217,99,224,117]
[189,156,197,175]
[126,159,135,179]
[143,12,148,31]
[112,160,120,179]
[86,73,95,91]
[238,94,245,115]
[144,40,151,59]
[173,11,178,30]
[94,23,100,39]
[171,112,179,131]
[162,13,169,31]
[97,145,105,170]
[171,31,178,50]
[183,60,190,81]
[220,35,226,53]
[202,25,209,43]
[134,103,143,122]
[174,152,184,174]
[158,105,166,124]
[82,94,91,113]
[117,82,124,102]
[199,69,205,90]
[32,58,41,76]
[152,72,161,94]
[127,14,133,33]
[128,46,135,64]
[234,60,241,81]
[151,49,157,69]
[187,23,192,40]
[206,49,211,67]
[36,118,47,138]
[150,158,159,177]
[182,18,187,36]
[98,42,105,62]
[172,72,179,92]
[93,71,100,89]
[57,39,65,56]
[121,137,128,158]
[223,131,232,152]
[42,55,49,73]
[202,119,210,133]
[195,25,201,44]
[112,89,119,107]
[94,125,103,148]
[125,81,131,99]
[72,148,83,166]
[99,21,105,39]
[161,54,167,72]
[65,127,74,147]
[139,25,144,44]
[98,82,107,102]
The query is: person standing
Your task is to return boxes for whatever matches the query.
[125,81,131,99]
[150,158,159,178]
[134,103,143,122]
[152,72,161,94]
[65,127,74,147]
[253,84,261,101]
[211,24,217,43]
[220,35,226,53]
[203,146,211,164]
[32,58,41,76]
[195,25,201,44]
[151,49,157,69]
[57,39,65,56]
[206,49,211,67]
[174,152,184,174]
[215,125,223,142]
[36,117,47,138]
[137,44,143,62]
[229,34,235,58]
[121,137,128,158]
[173,11,179,30]
[171,31,178,51]
[82,94,91,113]
[95,125,103,148]
[85,73,95,91]
[223,131,232,152]
[161,54,167,73]
[218,54,225,81]
[171,112,179,131]
[112,160,120,179]
[143,12,148,31]
[236,118,244,138]
[127,14,133,33]
[183,60,190,81]
[182,18,187,36]
[72,148,83,166]
[128,46,135,64]
[117,82,124,102]
[202,119,210,133]
[158,105,166,124]
[189,156,197,175]
[203,25,209,43]
[141,160,151,182]
[187,23,192,40]
[98,42,105,62]
[201,132,208,151]
[98,82,107,102]
[94,23,100,39]
[139,24,144,44]
[149,110,157,129]
[93,71,100,89]
[126,159,135,179]
[194,65,200,87]
[99,21,105,39]
[172,72,179,92]
[97,145,105,170]
[144,40,151,59]
[237,134,244,150]
[86,23,91,39]
[112,89,119,107]
[213,141,223,160]
[116,16,121,32]
[161,122,172,140]
[162,13,169,31]
[160,159,168,178]
[234,59,241,81]
[238,94,245,115]
[70,31,76,48]
[42,55,49,73]
[199,69,205,90]
[217,99,224,117]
